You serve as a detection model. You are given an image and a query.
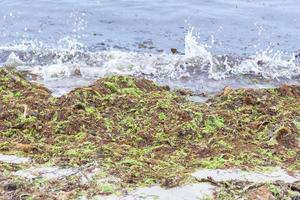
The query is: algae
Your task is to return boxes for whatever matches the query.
[0,68,300,198]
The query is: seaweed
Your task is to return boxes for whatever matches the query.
[0,68,299,198]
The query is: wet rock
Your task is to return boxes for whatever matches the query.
[73,68,82,76]
[171,48,178,54]
[0,154,31,164]
[257,60,265,66]
[14,166,77,180]
[192,168,300,183]
[187,95,208,103]
[292,182,300,193]
[96,183,216,200]
[3,183,18,191]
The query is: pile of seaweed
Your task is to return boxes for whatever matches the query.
[0,68,299,188]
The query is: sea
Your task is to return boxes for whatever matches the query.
[0,0,299,96]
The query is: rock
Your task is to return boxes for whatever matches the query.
[97,183,216,200]
[192,168,299,184]
[3,183,17,191]
[171,48,178,54]
[0,154,31,164]
[14,166,77,180]
[73,68,82,76]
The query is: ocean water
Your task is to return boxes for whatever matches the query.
[0,0,299,95]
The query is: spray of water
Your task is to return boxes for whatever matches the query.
[0,27,299,95]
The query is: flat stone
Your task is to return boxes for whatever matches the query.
[0,154,31,164]
[3,183,18,191]
[192,167,300,183]
[92,183,216,200]
[186,95,208,103]
[14,166,76,180]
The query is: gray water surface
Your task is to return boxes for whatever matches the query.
[0,0,299,54]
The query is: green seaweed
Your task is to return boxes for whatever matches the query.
[0,68,300,198]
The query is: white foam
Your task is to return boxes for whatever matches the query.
[3,52,24,69]
[184,28,213,62]
[1,28,299,95]
[232,50,300,79]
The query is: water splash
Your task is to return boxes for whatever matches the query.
[0,28,299,95]
[232,50,299,80]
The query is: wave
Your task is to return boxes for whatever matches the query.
[0,28,299,95]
